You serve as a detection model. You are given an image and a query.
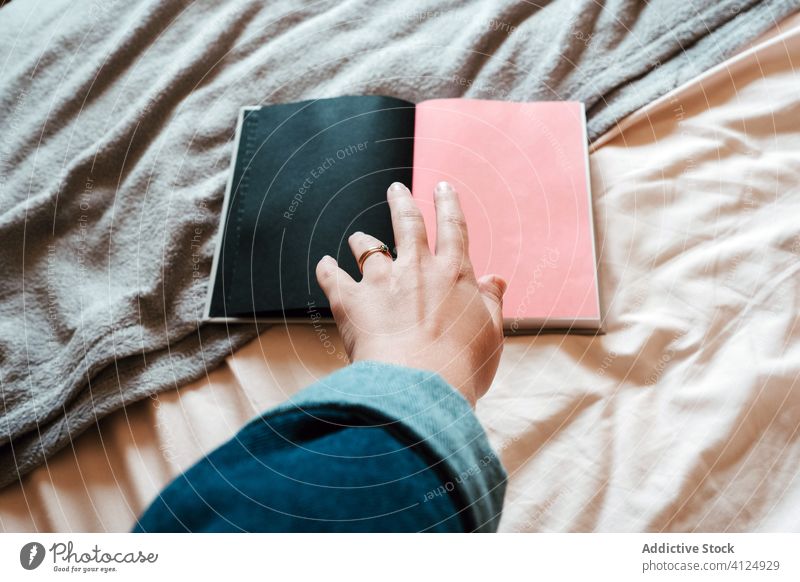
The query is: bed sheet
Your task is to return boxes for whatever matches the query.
[1,13,799,532]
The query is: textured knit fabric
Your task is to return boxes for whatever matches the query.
[134,362,506,532]
[2,0,798,487]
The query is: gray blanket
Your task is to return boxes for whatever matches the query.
[1,0,796,489]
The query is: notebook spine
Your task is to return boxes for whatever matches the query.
[226,108,259,305]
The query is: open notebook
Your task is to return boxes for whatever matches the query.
[204,96,601,333]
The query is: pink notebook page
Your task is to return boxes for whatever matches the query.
[412,99,600,327]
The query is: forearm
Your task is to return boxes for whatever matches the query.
[133,361,507,532]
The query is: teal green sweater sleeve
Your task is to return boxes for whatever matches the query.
[274,361,507,531]
[134,361,507,532]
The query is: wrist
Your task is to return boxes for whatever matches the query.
[351,350,478,408]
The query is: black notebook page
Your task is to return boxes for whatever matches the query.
[209,95,415,319]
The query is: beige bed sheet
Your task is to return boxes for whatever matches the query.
[2,13,799,533]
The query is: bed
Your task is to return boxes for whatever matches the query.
[1,12,799,533]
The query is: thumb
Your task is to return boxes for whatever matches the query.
[477,273,507,334]
[315,255,354,317]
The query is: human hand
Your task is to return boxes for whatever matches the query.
[315,181,506,407]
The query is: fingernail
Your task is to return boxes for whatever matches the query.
[388,182,408,195]
[435,181,453,195]
[497,277,508,295]
[320,254,334,264]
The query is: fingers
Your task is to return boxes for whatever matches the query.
[477,273,507,336]
[387,182,429,257]
[348,231,392,278]
[434,181,469,258]
[315,255,355,314]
